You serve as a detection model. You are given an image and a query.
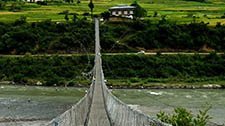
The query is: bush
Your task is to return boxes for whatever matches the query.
[9,1,25,12]
[153,11,158,17]
[82,12,89,16]
[156,51,162,56]
[102,55,225,78]
[58,10,69,15]
[37,1,47,5]
[0,55,93,85]
[14,15,27,25]
[0,1,6,10]
[185,0,207,2]
[157,106,212,126]
[101,11,110,21]
[130,78,139,83]
[221,13,225,19]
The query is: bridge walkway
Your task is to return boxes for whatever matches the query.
[87,18,111,126]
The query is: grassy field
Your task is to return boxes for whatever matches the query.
[0,0,225,25]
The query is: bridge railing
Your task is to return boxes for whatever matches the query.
[99,58,171,126]
[43,79,95,126]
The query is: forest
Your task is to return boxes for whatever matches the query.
[0,54,224,86]
[0,19,225,54]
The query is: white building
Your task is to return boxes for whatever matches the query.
[109,5,136,18]
[23,0,44,3]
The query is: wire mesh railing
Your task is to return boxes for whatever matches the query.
[43,79,95,126]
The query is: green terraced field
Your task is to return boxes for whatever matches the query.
[0,0,225,24]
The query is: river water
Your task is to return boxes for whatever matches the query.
[112,89,225,125]
[0,86,224,125]
[0,85,86,126]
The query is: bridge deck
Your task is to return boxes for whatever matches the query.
[87,19,111,126]
[87,58,111,126]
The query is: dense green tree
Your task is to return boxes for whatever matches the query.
[77,0,80,4]
[221,13,225,18]
[88,0,94,18]
[73,14,77,23]
[101,11,110,21]
[153,11,158,17]
[130,1,147,18]
[64,11,69,21]
[14,15,27,25]
[9,1,24,12]
[0,0,6,10]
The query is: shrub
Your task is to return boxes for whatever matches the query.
[130,78,139,83]
[101,11,110,21]
[9,1,24,12]
[153,11,158,17]
[130,1,147,18]
[221,13,225,19]
[82,12,89,16]
[11,73,25,83]
[14,15,27,25]
[0,0,6,10]
[37,1,47,5]
[185,0,207,2]
[187,13,194,18]
[58,10,69,15]
[157,106,212,126]
[156,51,162,56]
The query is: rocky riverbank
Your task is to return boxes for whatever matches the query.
[1,81,225,89]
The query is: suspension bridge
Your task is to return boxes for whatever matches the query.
[43,18,170,126]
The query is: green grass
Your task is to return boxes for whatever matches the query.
[0,0,225,25]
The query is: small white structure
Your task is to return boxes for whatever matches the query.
[23,0,44,3]
[137,50,145,55]
[109,5,136,17]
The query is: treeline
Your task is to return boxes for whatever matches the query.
[0,55,94,86]
[0,1,26,12]
[0,19,225,54]
[0,54,224,85]
[0,18,132,54]
[103,53,225,78]
[119,20,225,51]
[0,19,95,54]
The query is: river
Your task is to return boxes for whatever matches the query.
[0,86,224,125]
[112,89,225,125]
[0,85,86,126]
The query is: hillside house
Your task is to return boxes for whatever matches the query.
[109,5,136,19]
[23,0,43,3]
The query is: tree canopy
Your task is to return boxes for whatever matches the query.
[101,11,110,21]
[88,0,94,17]
[131,1,147,18]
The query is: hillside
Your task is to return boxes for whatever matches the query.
[0,20,225,54]
[0,0,225,25]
